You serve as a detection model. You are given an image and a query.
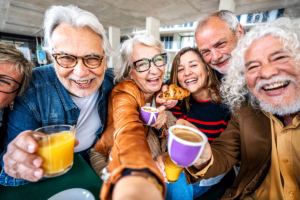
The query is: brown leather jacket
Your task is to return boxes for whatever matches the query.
[185,105,272,199]
[95,79,166,200]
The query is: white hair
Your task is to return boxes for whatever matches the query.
[222,17,300,112]
[43,5,114,57]
[195,10,239,38]
[113,30,165,84]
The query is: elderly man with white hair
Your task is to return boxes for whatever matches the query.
[179,17,300,200]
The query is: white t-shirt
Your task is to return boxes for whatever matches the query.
[71,91,101,153]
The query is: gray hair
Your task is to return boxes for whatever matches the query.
[195,10,239,38]
[43,5,114,57]
[0,42,34,96]
[222,17,300,112]
[114,30,165,84]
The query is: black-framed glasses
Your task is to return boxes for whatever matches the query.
[0,75,22,94]
[131,53,167,72]
[52,53,104,69]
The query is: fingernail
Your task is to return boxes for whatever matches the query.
[28,145,35,152]
[34,170,43,178]
[33,158,42,167]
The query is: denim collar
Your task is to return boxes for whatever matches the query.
[49,64,105,111]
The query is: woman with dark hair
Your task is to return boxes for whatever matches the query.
[157,47,234,200]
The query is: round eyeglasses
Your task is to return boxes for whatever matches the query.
[131,53,167,72]
[0,75,21,94]
[52,53,104,69]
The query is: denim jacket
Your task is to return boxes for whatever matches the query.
[0,64,114,186]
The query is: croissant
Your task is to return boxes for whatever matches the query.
[159,84,190,101]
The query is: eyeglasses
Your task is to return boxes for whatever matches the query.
[131,53,167,72]
[0,75,21,94]
[52,53,104,69]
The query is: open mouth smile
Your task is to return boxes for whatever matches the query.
[262,81,290,92]
[185,78,198,85]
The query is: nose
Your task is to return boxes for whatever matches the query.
[184,67,192,76]
[72,59,90,77]
[211,49,223,62]
[259,63,279,79]
[149,61,160,74]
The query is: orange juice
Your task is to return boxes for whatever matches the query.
[37,131,74,175]
[164,153,183,183]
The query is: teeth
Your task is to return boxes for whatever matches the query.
[74,80,92,84]
[148,78,158,81]
[263,81,289,90]
[185,78,197,84]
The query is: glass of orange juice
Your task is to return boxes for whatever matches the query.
[34,125,75,178]
[163,152,183,183]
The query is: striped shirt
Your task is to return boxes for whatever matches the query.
[170,96,231,143]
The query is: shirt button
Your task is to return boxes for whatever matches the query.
[289,191,294,197]
[282,158,288,163]
[281,130,287,134]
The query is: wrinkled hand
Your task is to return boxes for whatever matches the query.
[152,106,166,130]
[176,119,212,170]
[156,153,168,183]
[3,130,43,182]
[3,130,79,182]
[156,85,178,109]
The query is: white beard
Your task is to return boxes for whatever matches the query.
[254,76,300,116]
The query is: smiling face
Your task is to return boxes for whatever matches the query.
[130,43,165,98]
[177,51,208,97]
[52,24,107,98]
[245,36,300,115]
[196,17,243,74]
[0,63,22,109]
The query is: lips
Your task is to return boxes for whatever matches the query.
[262,81,290,92]
[147,77,160,85]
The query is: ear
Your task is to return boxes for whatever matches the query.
[236,23,244,39]
[104,57,108,70]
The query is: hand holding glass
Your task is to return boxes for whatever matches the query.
[34,125,75,178]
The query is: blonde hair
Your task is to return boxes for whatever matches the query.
[0,42,34,95]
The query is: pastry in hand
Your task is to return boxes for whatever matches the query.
[159,84,190,101]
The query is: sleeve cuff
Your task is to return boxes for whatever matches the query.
[185,155,214,179]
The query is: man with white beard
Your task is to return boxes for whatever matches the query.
[178,17,300,200]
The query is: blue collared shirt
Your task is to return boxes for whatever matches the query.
[0,64,114,186]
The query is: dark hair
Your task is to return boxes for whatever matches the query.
[169,47,221,111]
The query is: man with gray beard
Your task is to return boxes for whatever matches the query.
[177,17,300,200]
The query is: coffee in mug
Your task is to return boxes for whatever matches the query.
[142,107,157,112]
[172,128,203,143]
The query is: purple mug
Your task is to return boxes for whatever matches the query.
[141,106,159,126]
[168,125,208,167]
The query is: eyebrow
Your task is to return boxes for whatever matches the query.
[53,50,101,57]
[199,38,227,52]
[245,49,286,67]
[269,49,285,57]
[179,60,198,67]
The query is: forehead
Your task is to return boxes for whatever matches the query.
[0,62,22,82]
[245,36,284,61]
[52,24,104,55]
[196,17,235,48]
[180,51,201,64]
[131,43,160,61]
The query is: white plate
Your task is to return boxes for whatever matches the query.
[48,188,95,200]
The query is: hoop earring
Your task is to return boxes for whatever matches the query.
[10,102,14,111]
